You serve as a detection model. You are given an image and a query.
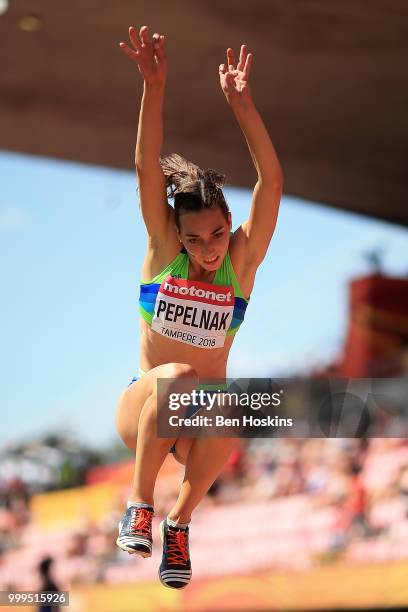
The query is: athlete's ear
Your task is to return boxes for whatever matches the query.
[227,212,232,229]
[176,227,182,243]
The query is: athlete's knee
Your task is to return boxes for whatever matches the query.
[120,431,137,452]
[115,415,137,452]
[115,388,137,451]
[156,363,199,406]
[162,362,199,382]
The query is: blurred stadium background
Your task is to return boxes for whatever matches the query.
[1,273,408,611]
[1,1,408,611]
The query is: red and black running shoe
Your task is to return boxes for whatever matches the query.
[158,519,192,588]
[116,505,154,557]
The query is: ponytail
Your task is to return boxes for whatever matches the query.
[159,153,229,227]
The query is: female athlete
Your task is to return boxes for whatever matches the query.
[116,25,283,589]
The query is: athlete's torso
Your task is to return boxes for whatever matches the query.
[139,226,257,378]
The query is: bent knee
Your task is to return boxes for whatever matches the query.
[121,434,137,453]
[115,423,137,452]
[162,362,198,381]
[115,415,137,452]
[115,390,137,452]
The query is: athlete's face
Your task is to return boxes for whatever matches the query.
[178,207,232,271]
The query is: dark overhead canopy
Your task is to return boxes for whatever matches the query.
[1,1,407,226]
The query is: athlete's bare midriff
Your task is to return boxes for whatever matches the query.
[139,318,234,378]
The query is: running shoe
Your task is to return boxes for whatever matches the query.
[116,505,154,557]
[158,519,192,588]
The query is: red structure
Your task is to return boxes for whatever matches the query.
[326,274,408,376]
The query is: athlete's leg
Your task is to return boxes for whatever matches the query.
[157,437,237,587]
[172,437,194,465]
[171,387,231,466]
[167,437,238,523]
[115,363,198,506]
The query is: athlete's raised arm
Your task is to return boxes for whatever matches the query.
[219,45,283,264]
[119,25,173,241]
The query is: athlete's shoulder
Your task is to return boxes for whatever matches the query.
[228,227,258,299]
[228,225,256,271]
[141,233,184,283]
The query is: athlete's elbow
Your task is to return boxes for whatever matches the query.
[135,153,157,173]
[135,157,146,175]
[135,158,163,178]
[258,170,283,192]
[276,168,284,190]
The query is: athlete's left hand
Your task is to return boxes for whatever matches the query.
[219,45,253,107]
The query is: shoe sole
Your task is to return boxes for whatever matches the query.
[116,537,152,557]
[116,522,152,558]
[158,520,191,589]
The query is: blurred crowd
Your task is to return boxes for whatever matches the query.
[0,434,104,493]
[207,437,408,554]
[1,434,408,588]
[0,477,31,555]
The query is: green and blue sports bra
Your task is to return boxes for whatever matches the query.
[139,246,250,349]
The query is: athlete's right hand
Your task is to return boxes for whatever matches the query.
[119,25,167,86]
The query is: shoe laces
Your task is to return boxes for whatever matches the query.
[130,508,153,537]
[167,527,189,565]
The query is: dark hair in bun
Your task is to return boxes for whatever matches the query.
[159,153,229,228]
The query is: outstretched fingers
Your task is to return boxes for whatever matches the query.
[227,48,235,72]
[119,26,166,62]
[129,26,141,51]
[237,44,247,71]
[119,25,141,58]
[225,45,252,76]
[139,25,151,46]
[119,41,137,59]
[243,52,253,79]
